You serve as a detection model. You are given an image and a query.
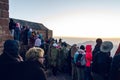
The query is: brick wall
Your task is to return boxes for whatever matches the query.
[0,0,11,53]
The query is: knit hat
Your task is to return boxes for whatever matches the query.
[100,41,113,53]
[3,40,19,57]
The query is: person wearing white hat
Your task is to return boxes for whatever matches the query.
[92,41,113,80]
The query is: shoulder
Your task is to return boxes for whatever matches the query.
[23,61,47,78]
[113,54,120,63]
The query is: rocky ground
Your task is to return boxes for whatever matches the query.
[46,70,72,80]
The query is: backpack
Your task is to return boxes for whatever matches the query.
[76,51,86,67]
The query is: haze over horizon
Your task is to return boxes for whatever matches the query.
[9,0,120,38]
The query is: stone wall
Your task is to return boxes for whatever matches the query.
[0,0,11,53]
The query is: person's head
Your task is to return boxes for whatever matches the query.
[10,19,13,22]
[25,47,44,63]
[100,41,113,53]
[71,44,78,52]
[96,38,102,45]
[59,38,62,43]
[72,44,77,47]
[80,45,85,50]
[16,23,20,27]
[3,39,20,58]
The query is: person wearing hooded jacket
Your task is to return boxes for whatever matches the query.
[0,39,23,64]
[0,39,23,80]
[84,45,93,80]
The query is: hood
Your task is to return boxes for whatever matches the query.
[86,45,92,53]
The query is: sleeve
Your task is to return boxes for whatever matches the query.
[109,55,119,80]
[74,51,78,63]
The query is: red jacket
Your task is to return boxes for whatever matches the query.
[85,45,92,67]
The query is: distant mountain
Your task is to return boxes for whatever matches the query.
[77,41,96,50]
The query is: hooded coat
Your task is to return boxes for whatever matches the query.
[85,45,92,67]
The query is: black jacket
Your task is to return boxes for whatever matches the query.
[0,60,47,80]
[92,51,112,76]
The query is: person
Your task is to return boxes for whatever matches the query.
[23,47,47,80]
[34,36,42,47]
[9,19,16,36]
[109,43,120,80]
[114,43,120,56]
[74,45,86,80]
[92,38,102,57]
[109,53,120,80]
[92,38,102,78]
[92,41,113,80]
[71,44,78,80]
[85,45,93,80]
[20,26,30,60]
[14,23,21,41]
[0,39,23,64]
[28,31,36,48]
[49,42,59,76]
[0,39,23,80]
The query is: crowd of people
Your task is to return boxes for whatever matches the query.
[0,19,120,80]
[70,38,120,80]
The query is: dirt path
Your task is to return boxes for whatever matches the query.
[47,72,72,80]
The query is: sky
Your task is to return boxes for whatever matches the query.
[9,0,120,38]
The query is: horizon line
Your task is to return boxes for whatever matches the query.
[53,36,120,39]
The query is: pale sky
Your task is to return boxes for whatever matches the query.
[9,0,120,38]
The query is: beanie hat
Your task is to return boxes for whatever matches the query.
[3,40,19,57]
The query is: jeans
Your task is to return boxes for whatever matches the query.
[85,67,93,80]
